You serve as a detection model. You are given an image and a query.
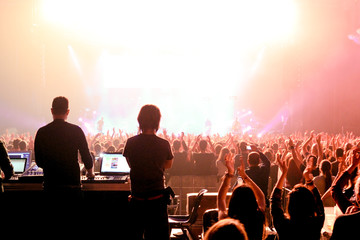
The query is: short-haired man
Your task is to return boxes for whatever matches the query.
[34,96,94,223]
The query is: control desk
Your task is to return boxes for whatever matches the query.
[4,161,131,192]
[4,177,130,192]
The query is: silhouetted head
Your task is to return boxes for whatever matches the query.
[239,142,247,152]
[94,143,102,155]
[335,148,344,158]
[228,185,259,220]
[106,145,115,152]
[264,149,274,162]
[215,144,223,155]
[204,218,248,240]
[248,152,260,167]
[19,140,27,151]
[199,140,208,151]
[345,143,353,152]
[306,155,318,168]
[217,147,230,162]
[137,104,161,132]
[173,139,181,151]
[320,160,331,174]
[12,138,20,150]
[51,96,69,115]
[320,160,332,190]
[287,184,316,221]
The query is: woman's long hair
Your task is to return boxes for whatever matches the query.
[320,160,332,191]
[287,185,316,222]
[216,147,230,164]
[228,185,265,240]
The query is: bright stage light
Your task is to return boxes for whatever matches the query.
[41,0,298,135]
[42,0,298,47]
[98,51,243,93]
[239,0,298,43]
[42,0,298,91]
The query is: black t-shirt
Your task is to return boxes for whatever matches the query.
[330,211,360,240]
[123,134,173,196]
[168,151,192,176]
[192,152,216,175]
[34,119,93,188]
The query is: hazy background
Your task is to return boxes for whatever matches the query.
[1,0,360,136]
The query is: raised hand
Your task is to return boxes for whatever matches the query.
[237,155,246,179]
[276,153,288,174]
[224,152,235,175]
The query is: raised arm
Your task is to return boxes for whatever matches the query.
[217,153,235,219]
[274,153,289,190]
[289,138,303,169]
[316,133,323,163]
[270,152,289,229]
[331,148,360,213]
[180,132,189,152]
[302,131,314,157]
[207,136,216,153]
[304,163,325,223]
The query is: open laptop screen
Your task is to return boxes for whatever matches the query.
[100,153,130,175]
[8,151,32,170]
[10,158,27,174]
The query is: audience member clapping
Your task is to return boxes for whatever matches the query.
[271,152,325,240]
[217,152,266,240]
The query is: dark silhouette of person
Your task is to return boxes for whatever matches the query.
[0,140,14,195]
[123,104,174,240]
[34,96,94,230]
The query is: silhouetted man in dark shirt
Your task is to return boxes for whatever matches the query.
[34,96,94,229]
[192,140,216,175]
[245,150,270,203]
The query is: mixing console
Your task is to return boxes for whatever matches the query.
[81,175,128,183]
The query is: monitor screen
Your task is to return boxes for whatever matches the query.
[8,151,32,170]
[100,153,130,175]
[10,158,27,174]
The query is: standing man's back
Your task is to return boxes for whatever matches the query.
[34,96,94,231]
[245,150,270,201]
[35,119,93,188]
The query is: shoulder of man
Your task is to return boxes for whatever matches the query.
[63,122,87,134]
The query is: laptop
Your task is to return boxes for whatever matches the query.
[8,151,32,171]
[83,152,129,182]
[100,152,130,176]
[8,158,27,180]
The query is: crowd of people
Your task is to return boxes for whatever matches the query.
[1,109,360,239]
